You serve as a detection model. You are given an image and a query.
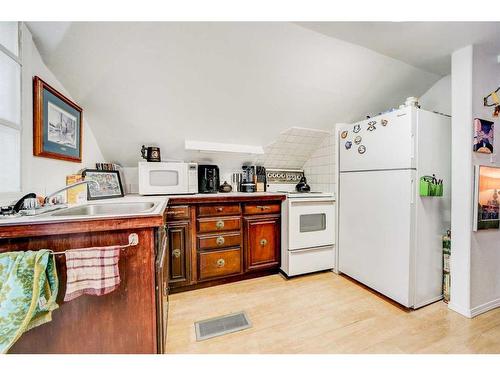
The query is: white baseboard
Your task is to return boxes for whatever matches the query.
[448,298,500,318]
[470,298,500,318]
[447,302,472,318]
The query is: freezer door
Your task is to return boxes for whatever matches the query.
[338,169,415,307]
[338,108,414,172]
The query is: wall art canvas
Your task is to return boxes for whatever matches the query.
[473,118,494,154]
[474,165,500,231]
[33,76,83,162]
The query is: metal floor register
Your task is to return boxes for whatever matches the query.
[195,312,252,341]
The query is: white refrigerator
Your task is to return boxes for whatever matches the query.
[337,107,451,308]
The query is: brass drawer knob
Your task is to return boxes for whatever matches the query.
[257,205,270,210]
[217,258,225,267]
[216,236,225,246]
[216,207,223,212]
[172,249,181,258]
[260,238,268,246]
[216,220,225,229]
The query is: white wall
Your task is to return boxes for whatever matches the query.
[419,75,451,116]
[449,43,500,318]
[470,44,500,314]
[0,24,104,206]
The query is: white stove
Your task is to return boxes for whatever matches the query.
[266,169,336,277]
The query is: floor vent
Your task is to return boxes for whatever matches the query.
[195,311,252,341]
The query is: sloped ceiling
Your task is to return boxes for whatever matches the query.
[297,22,500,76]
[26,22,441,167]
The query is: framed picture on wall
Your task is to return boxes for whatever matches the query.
[33,76,83,162]
[473,165,500,231]
[473,118,494,154]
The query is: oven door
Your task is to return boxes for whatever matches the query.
[139,162,188,195]
[288,198,335,250]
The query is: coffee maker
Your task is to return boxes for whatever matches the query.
[240,165,257,193]
[198,165,220,193]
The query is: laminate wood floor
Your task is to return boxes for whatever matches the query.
[166,271,500,353]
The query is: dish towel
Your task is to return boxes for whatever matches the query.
[64,245,121,302]
[0,250,59,354]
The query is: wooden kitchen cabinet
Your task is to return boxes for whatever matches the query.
[244,216,280,271]
[167,221,191,286]
[167,195,285,293]
[0,216,165,354]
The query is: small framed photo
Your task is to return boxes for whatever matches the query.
[473,118,494,154]
[33,76,83,162]
[82,169,124,200]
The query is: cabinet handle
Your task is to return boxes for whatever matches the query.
[216,236,225,246]
[260,238,268,246]
[217,258,225,267]
[216,207,223,212]
[257,206,270,210]
[216,220,225,229]
[172,249,181,258]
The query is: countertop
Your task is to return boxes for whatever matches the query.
[0,192,287,227]
[0,195,168,226]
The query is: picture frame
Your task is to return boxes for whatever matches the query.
[82,169,124,200]
[473,165,500,231]
[33,76,83,162]
[473,118,494,154]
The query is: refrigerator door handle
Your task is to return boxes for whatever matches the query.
[410,133,415,159]
[410,177,415,205]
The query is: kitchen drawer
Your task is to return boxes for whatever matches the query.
[197,204,241,217]
[198,248,242,280]
[166,205,190,221]
[197,217,241,233]
[243,203,281,215]
[198,232,241,250]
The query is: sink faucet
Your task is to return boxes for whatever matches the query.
[44,180,100,205]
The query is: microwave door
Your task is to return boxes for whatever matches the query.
[146,164,188,194]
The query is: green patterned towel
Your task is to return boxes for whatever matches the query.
[0,250,59,353]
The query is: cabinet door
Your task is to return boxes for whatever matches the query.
[167,221,191,286]
[155,226,168,354]
[244,216,280,271]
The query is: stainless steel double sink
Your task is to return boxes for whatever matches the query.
[49,202,157,217]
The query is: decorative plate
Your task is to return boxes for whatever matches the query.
[345,141,352,150]
[353,124,361,133]
[341,130,348,139]
[381,119,388,126]
[354,135,362,144]
[358,145,366,154]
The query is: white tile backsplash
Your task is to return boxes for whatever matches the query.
[303,132,335,193]
[255,127,330,169]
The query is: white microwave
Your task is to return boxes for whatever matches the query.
[138,162,198,195]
